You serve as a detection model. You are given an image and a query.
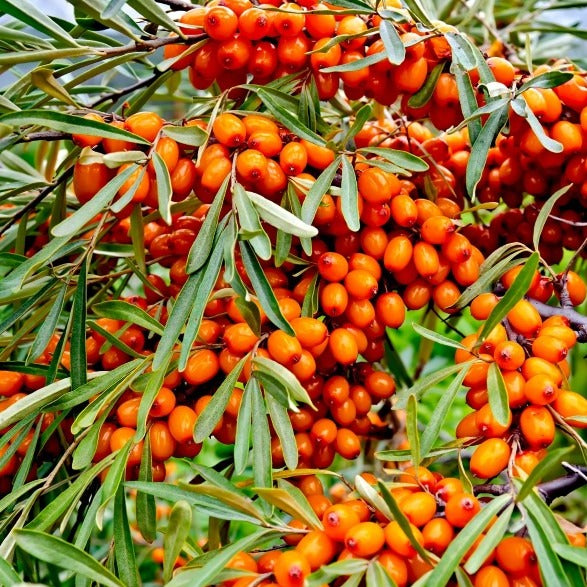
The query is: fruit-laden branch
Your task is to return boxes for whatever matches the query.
[474,463,587,505]
[530,299,587,342]
[98,33,206,57]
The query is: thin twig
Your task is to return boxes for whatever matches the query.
[90,72,161,108]
[0,168,73,237]
[97,33,206,57]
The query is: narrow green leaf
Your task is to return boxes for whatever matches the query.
[256,484,322,530]
[412,322,466,350]
[0,555,21,584]
[445,32,477,70]
[301,272,320,318]
[300,156,340,225]
[394,362,471,408]
[517,446,573,502]
[194,355,248,443]
[421,494,512,587]
[452,63,482,144]
[93,300,164,335]
[511,98,563,153]
[127,0,183,34]
[114,487,139,587]
[258,89,326,146]
[408,63,444,108]
[380,20,405,65]
[275,228,293,268]
[0,111,149,144]
[166,530,274,587]
[465,105,509,197]
[31,67,80,107]
[248,190,318,238]
[152,272,203,372]
[523,505,574,587]
[97,441,133,530]
[478,251,540,341]
[179,229,225,371]
[406,394,420,467]
[234,183,272,261]
[517,71,574,92]
[71,259,88,390]
[164,502,192,582]
[0,0,80,46]
[239,241,294,335]
[102,0,128,18]
[234,380,253,475]
[420,367,467,456]
[187,174,230,273]
[357,147,429,172]
[253,356,314,408]
[486,362,510,428]
[163,125,208,147]
[250,378,272,488]
[136,430,156,543]
[14,530,124,587]
[307,559,369,587]
[367,560,398,587]
[266,393,298,470]
[27,281,66,363]
[552,544,587,568]
[340,156,360,231]
[464,504,514,574]
[152,152,173,226]
[52,165,136,238]
[532,185,572,251]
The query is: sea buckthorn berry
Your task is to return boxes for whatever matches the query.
[73,162,113,204]
[494,340,526,371]
[398,466,437,491]
[520,405,555,449]
[320,282,349,316]
[384,520,424,558]
[532,334,568,364]
[335,428,361,459]
[329,328,358,365]
[0,371,24,397]
[344,269,378,300]
[413,242,440,278]
[365,371,395,400]
[267,330,303,365]
[72,112,104,148]
[474,566,509,587]
[204,6,238,40]
[358,167,398,204]
[109,427,143,466]
[345,522,385,557]
[421,216,455,245]
[470,438,511,479]
[552,391,587,428]
[149,421,176,461]
[524,373,560,405]
[213,113,246,147]
[310,418,337,445]
[183,349,220,385]
[310,38,342,70]
[487,56,516,85]
[390,194,418,227]
[318,252,349,282]
[168,406,198,443]
[563,271,587,306]
[125,111,163,143]
[236,149,268,182]
[400,492,437,527]
[280,142,308,176]
[471,293,500,320]
[291,318,327,349]
[323,376,350,406]
[378,551,408,587]
[422,518,454,555]
[384,235,413,272]
[375,292,405,328]
[507,300,542,336]
[273,550,310,587]
[296,530,337,570]
[323,504,361,541]
[444,493,480,528]
[495,536,536,576]
[476,403,512,438]
[239,7,271,40]
[441,233,472,264]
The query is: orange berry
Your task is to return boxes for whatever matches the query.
[384,520,424,558]
[267,330,303,365]
[520,405,555,449]
[183,349,220,385]
[125,111,163,143]
[329,328,358,365]
[470,438,511,479]
[523,373,560,405]
[168,406,198,443]
[444,493,480,528]
[213,113,247,147]
[493,340,525,371]
[345,522,385,557]
[273,551,310,587]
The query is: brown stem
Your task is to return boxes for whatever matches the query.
[20,131,68,143]
[97,33,206,57]
[538,463,587,505]
[0,169,73,237]
[90,72,161,108]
